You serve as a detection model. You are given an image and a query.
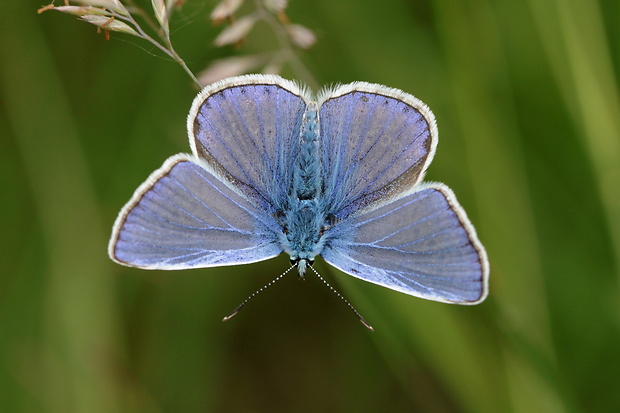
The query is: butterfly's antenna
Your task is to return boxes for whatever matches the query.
[308,266,374,331]
[222,265,296,322]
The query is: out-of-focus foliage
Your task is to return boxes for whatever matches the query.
[1,0,619,412]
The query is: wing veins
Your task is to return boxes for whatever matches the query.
[329,95,390,207]
[343,253,471,281]
[350,242,472,257]
[168,172,237,229]
[127,210,252,235]
[359,107,425,194]
[198,105,254,185]
[228,91,267,188]
[353,190,435,227]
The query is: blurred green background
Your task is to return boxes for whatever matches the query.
[2,0,619,411]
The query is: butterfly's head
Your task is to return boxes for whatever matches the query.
[291,257,314,276]
[285,230,327,277]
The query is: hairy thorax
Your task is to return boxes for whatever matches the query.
[279,196,329,274]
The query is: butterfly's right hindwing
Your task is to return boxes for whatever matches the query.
[322,184,488,304]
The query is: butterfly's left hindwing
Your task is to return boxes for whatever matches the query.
[109,154,282,270]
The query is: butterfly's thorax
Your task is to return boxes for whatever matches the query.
[280,102,328,271]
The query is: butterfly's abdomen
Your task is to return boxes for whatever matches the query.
[293,102,320,200]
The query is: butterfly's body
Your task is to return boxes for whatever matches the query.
[109,75,489,306]
[282,101,327,275]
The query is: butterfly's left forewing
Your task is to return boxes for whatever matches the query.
[188,75,309,209]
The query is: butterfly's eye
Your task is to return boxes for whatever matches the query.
[275,210,285,222]
[319,214,338,236]
[307,259,315,267]
[275,210,288,233]
[327,214,338,227]
[290,258,298,266]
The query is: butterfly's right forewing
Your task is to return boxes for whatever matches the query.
[317,83,437,217]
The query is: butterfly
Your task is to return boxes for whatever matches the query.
[109,74,489,311]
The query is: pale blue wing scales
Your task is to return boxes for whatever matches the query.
[188,75,308,208]
[109,154,282,269]
[317,83,437,218]
[322,185,488,303]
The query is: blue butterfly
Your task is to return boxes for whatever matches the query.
[109,74,489,310]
